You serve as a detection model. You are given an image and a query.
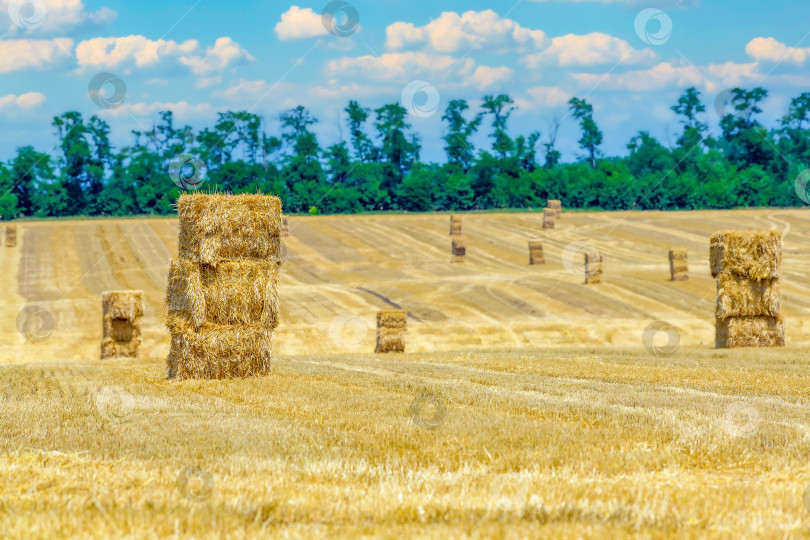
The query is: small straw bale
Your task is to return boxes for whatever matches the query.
[451,236,466,263]
[450,215,462,236]
[177,193,283,265]
[716,274,780,319]
[167,323,272,379]
[5,225,16,247]
[281,216,290,237]
[668,248,689,281]
[543,208,556,229]
[716,316,785,348]
[547,199,562,218]
[584,251,603,284]
[375,310,407,353]
[710,231,781,280]
[101,290,144,359]
[529,239,545,265]
[167,258,279,329]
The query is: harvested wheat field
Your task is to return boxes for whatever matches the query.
[3,208,810,538]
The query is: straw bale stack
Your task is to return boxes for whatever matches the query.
[451,236,466,263]
[281,216,290,237]
[375,310,407,353]
[711,231,784,348]
[547,199,562,218]
[668,248,689,281]
[584,251,603,284]
[542,208,556,230]
[167,193,281,378]
[101,290,144,359]
[528,239,544,265]
[5,225,16,247]
[450,215,462,236]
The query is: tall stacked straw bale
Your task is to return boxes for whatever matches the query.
[451,237,466,263]
[669,249,689,281]
[528,239,545,265]
[584,251,603,284]
[450,215,462,236]
[547,199,562,219]
[542,208,556,230]
[166,193,282,379]
[5,225,16,247]
[281,216,290,237]
[710,231,783,348]
[375,310,407,353]
[101,291,144,359]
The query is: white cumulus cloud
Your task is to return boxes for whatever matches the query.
[522,33,656,67]
[275,6,328,40]
[1,0,115,34]
[0,38,73,72]
[745,37,810,64]
[0,91,46,110]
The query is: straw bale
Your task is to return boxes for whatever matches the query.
[451,236,466,263]
[585,251,603,284]
[281,216,290,237]
[668,249,689,281]
[710,231,781,280]
[5,225,16,247]
[167,258,279,329]
[716,316,785,348]
[103,315,141,341]
[529,239,544,265]
[101,337,140,359]
[716,274,780,319]
[450,215,462,236]
[375,310,407,353]
[167,322,273,379]
[543,208,556,229]
[177,193,283,265]
[547,200,562,218]
[102,290,144,321]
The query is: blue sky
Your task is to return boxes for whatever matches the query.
[1,0,809,163]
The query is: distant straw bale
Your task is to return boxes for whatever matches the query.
[101,290,144,359]
[710,231,781,280]
[585,251,603,284]
[177,193,283,266]
[716,274,780,319]
[451,236,466,263]
[716,316,785,348]
[5,225,16,247]
[281,216,290,237]
[529,239,544,265]
[543,208,556,230]
[547,200,562,218]
[450,215,462,236]
[375,310,407,353]
[668,248,689,281]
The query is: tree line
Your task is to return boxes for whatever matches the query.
[1,86,809,219]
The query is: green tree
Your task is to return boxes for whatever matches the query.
[568,97,603,168]
[441,99,481,171]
